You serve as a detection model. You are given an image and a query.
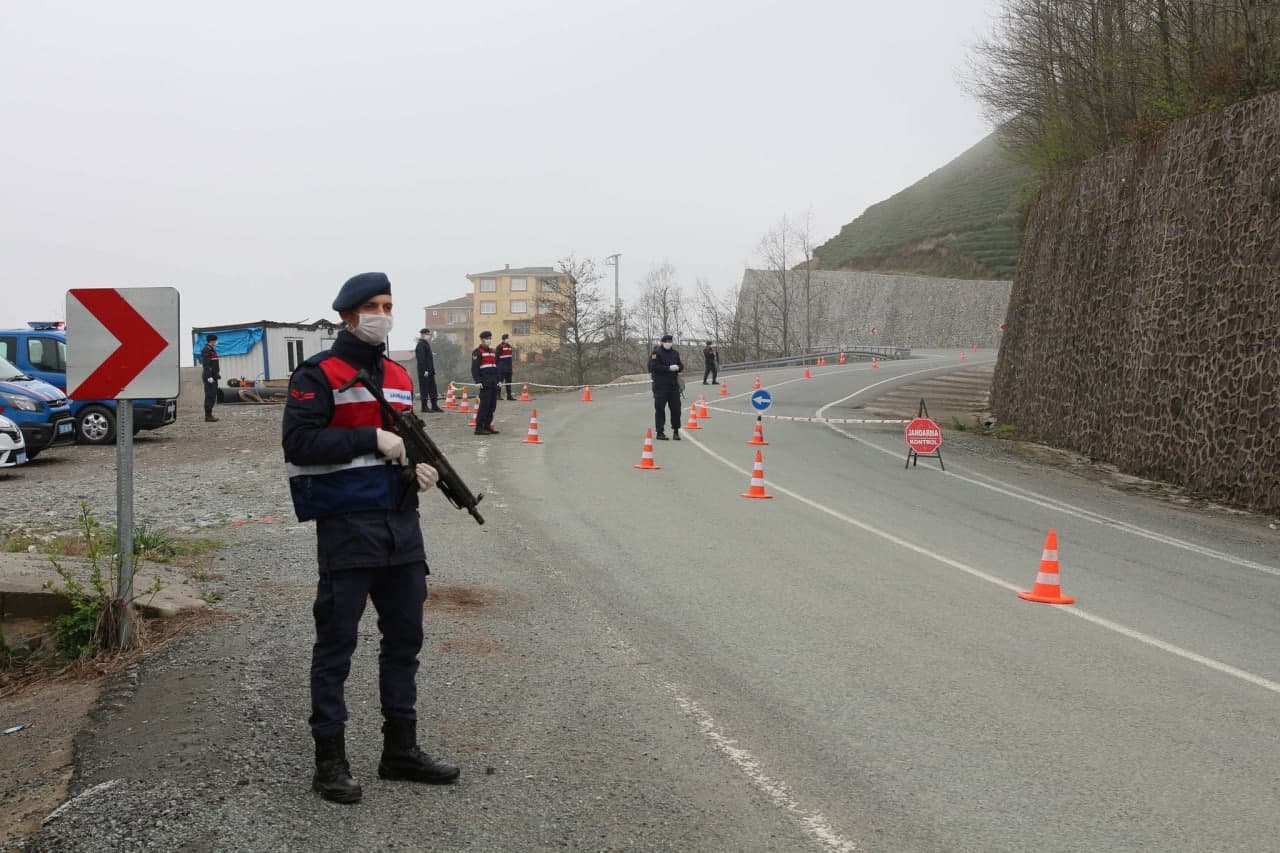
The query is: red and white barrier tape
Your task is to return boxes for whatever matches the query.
[702,404,907,425]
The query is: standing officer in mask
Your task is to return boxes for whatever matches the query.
[282,272,460,805]
[648,333,683,440]
[495,333,516,401]
[200,334,221,422]
[471,330,500,435]
[415,328,442,412]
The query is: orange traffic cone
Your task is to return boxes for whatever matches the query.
[719,381,729,397]
[1017,530,1075,605]
[457,390,470,413]
[697,397,711,419]
[838,351,846,365]
[443,384,456,409]
[960,351,967,360]
[468,404,478,427]
[971,345,978,353]
[746,417,768,446]
[753,376,761,390]
[633,428,661,470]
[803,366,812,379]
[519,383,532,402]
[582,385,593,402]
[871,358,879,369]
[817,355,826,366]
[522,409,542,444]
[740,450,773,499]
[683,403,702,430]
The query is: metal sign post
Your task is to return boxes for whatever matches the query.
[116,401,135,645]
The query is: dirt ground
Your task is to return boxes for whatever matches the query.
[0,682,99,848]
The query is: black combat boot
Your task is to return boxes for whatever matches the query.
[430,405,444,413]
[672,428,681,441]
[313,734,362,804]
[377,718,460,785]
[654,432,669,440]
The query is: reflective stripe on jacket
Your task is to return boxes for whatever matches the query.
[286,356,414,521]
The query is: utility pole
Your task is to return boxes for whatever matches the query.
[604,253,621,340]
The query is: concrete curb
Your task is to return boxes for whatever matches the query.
[0,551,208,621]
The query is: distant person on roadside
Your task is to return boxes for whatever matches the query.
[649,334,683,440]
[200,334,220,422]
[496,333,516,400]
[415,327,442,412]
[470,330,500,434]
[702,340,719,385]
[282,271,459,805]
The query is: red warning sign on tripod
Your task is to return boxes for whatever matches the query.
[904,400,944,470]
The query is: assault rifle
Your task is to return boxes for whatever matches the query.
[339,370,485,525]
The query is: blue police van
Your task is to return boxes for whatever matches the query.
[0,323,178,446]
[0,351,74,460]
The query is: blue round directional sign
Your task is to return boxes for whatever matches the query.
[750,389,772,412]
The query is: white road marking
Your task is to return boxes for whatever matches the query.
[685,436,1280,696]
[814,375,1280,579]
[669,690,858,853]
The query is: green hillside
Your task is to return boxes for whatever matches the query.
[814,133,1033,279]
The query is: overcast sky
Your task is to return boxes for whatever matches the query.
[1,1,996,359]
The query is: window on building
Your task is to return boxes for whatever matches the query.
[537,300,556,315]
[539,277,559,292]
[480,278,497,292]
[510,299,527,314]
[480,301,497,315]
[512,321,531,336]
[510,277,528,291]
[448,310,468,324]
[286,338,305,372]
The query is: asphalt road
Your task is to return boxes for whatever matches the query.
[33,351,1280,852]
[492,351,1280,852]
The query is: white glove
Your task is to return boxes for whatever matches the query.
[415,462,438,492]
[669,364,680,372]
[206,377,216,384]
[375,428,407,465]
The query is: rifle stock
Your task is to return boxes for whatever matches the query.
[339,370,485,525]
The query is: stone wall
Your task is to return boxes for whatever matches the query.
[739,269,1010,349]
[991,91,1280,513]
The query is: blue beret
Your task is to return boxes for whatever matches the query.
[333,272,391,312]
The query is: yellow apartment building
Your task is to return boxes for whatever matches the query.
[465,265,574,363]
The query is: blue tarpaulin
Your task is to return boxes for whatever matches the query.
[191,327,264,361]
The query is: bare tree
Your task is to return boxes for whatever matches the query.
[756,215,796,354]
[632,261,686,343]
[964,1,1280,173]
[796,209,820,353]
[536,254,610,385]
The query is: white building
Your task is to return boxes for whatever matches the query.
[190,320,341,383]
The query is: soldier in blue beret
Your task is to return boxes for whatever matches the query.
[283,271,459,804]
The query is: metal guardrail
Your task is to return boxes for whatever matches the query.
[719,345,910,373]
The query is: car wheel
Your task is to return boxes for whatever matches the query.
[76,405,117,445]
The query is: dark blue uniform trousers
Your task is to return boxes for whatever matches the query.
[654,386,681,433]
[477,383,498,429]
[310,561,426,738]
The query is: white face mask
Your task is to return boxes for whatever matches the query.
[661,342,672,350]
[351,313,393,345]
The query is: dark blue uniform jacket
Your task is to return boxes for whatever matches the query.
[282,331,427,572]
